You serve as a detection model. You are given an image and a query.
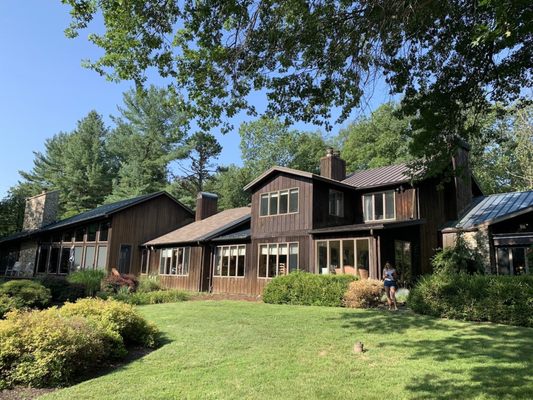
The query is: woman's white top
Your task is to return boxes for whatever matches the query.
[383,268,396,281]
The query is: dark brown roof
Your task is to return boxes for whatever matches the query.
[243,166,357,191]
[144,207,251,246]
[342,163,418,189]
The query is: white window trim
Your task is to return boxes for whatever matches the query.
[259,187,299,217]
[362,190,396,222]
[213,244,247,278]
[257,242,299,279]
[315,238,372,275]
[159,247,191,276]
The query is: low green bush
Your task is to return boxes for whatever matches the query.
[137,275,161,293]
[0,308,112,389]
[0,280,51,311]
[60,298,158,348]
[263,271,357,307]
[38,276,86,302]
[432,235,485,275]
[113,290,190,305]
[0,294,18,319]
[408,273,533,327]
[67,270,105,297]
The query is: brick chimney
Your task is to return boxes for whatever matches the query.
[452,139,473,217]
[195,192,218,221]
[22,190,59,231]
[320,148,346,181]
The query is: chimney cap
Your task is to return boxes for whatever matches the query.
[196,191,218,199]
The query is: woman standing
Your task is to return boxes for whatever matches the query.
[383,262,398,311]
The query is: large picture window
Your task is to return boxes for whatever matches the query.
[316,238,370,275]
[363,191,395,221]
[214,245,246,277]
[259,188,299,216]
[159,247,190,276]
[258,242,299,277]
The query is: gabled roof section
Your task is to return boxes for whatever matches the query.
[446,190,533,230]
[243,166,356,191]
[0,192,193,245]
[342,163,418,189]
[144,207,251,246]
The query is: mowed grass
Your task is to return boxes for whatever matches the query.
[42,301,533,400]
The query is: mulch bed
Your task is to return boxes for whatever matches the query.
[190,293,262,302]
[0,387,56,400]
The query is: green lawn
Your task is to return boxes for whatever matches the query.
[42,301,533,400]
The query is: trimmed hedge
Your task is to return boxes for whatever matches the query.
[408,273,533,327]
[263,271,357,307]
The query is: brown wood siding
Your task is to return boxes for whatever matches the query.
[251,173,314,238]
[312,181,358,228]
[418,180,449,274]
[151,246,204,292]
[395,188,417,220]
[108,195,193,274]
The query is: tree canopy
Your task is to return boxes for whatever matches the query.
[63,0,532,177]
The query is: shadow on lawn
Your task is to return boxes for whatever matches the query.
[338,310,533,399]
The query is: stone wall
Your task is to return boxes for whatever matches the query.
[442,228,492,272]
[17,240,38,277]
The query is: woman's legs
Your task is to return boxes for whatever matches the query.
[385,286,392,309]
[390,286,398,310]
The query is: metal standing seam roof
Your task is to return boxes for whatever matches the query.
[144,207,251,246]
[211,228,251,242]
[0,192,193,245]
[452,190,533,230]
[342,163,420,189]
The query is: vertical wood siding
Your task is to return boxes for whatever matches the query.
[108,195,193,275]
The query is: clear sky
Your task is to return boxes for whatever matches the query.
[0,1,393,198]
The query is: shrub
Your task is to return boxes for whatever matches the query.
[137,275,161,293]
[408,273,533,327]
[344,279,384,308]
[432,235,485,275]
[0,294,18,319]
[102,273,139,294]
[113,290,190,305]
[263,271,357,307]
[0,308,112,389]
[60,298,158,347]
[67,270,105,297]
[0,280,51,310]
[38,276,86,302]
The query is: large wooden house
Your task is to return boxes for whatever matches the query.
[141,144,489,295]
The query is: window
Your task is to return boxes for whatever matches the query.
[259,188,299,216]
[329,190,344,217]
[59,247,71,274]
[496,247,530,275]
[75,228,85,242]
[63,231,74,243]
[96,246,107,270]
[141,249,149,274]
[49,247,60,274]
[36,245,49,273]
[258,242,299,278]
[84,246,96,269]
[72,246,83,271]
[214,245,246,277]
[362,191,395,221]
[317,238,370,274]
[159,247,190,276]
[394,240,412,286]
[87,224,98,242]
[99,222,110,241]
[118,245,132,274]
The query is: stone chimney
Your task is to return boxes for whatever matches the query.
[195,192,218,221]
[320,147,346,181]
[452,139,473,217]
[22,190,59,231]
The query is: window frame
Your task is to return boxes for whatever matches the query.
[362,190,396,222]
[257,242,299,278]
[213,244,246,278]
[259,187,299,217]
[158,246,191,276]
[329,189,344,217]
[315,238,372,275]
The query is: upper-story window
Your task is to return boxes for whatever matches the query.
[363,190,395,221]
[259,188,299,216]
[329,189,344,217]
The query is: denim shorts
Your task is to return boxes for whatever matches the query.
[384,280,398,289]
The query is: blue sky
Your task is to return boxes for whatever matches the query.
[0,1,393,198]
